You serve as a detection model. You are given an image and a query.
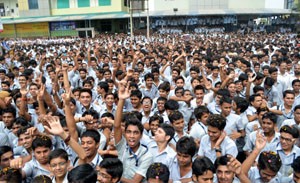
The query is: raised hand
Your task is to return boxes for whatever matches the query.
[37,84,45,101]
[43,116,64,136]
[255,131,267,151]
[227,155,242,175]
[118,80,130,100]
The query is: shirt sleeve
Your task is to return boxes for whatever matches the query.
[23,161,33,178]
[135,153,153,178]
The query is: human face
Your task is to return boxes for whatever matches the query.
[261,118,275,134]
[50,157,69,179]
[79,71,87,79]
[29,85,38,97]
[12,123,21,135]
[193,170,214,183]
[84,119,100,130]
[97,167,117,183]
[293,82,300,93]
[215,95,222,105]
[125,125,142,150]
[259,168,277,183]
[295,109,300,123]
[216,165,235,183]
[130,96,141,109]
[81,136,99,158]
[159,89,168,98]
[221,102,232,117]
[190,71,198,79]
[0,151,13,168]
[154,127,169,143]
[177,152,192,167]
[176,79,184,88]
[145,78,153,88]
[18,133,33,149]
[79,92,92,107]
[2,112,14,129]
[195,89,204,100]
[200,113,209,125]
[172,118,184,133]
[18,76,27,87]
[34,147,51,165]
[270,72,278,81]
[207,126,222,142]
[104,72,111,80]
[192,80,200,89]
[284,93,295,107]
[228,83,236,97]
[280,132,294,151]
[251,96,262,109]
[105,94,114,107]
[142,99,152,112]
[150,120,160,135]
[157,100,165,112]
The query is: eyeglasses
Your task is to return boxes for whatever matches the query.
[143,101,151,105]
[97,172,111,179]
[50,161,67,168]
[280,136,293,143]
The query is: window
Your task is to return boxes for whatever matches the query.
[77,0,90,7]
[99,0,111,6]
[28,0,38,9]
[58,0,69,9]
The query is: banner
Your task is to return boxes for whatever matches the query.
[16,22,49,37]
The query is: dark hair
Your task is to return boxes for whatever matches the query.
[176,136,197,157]
[192,157,215,176]
[82,109,99,120]
[253,86,264,94]
[219,96,232,106]
[101,112,115,120]
[144,73,154,81]
[262,112,277,124]
[233,96,249,113]
[264,77,275,87]
[130,89,142,99]
[2,107,16,119]
[142,96,153,105]
[280,125,299,138]
[79,88,93,98]
[292,156,300,173]
[31,175,52,183]
[146,163,170,183]
[81,130,100,144]
[98,81,109,93]
[164,100,179,111]
[292,79,300,87]
[149,115,163,124]
[159,123,175,143]
[67,164,97,183]
[158,82,171,92]
[214,155,230,170]
[99,157,123,181]
[0,146,12,160]
[268,67,278,74]
[0,167,22,183]
[168,110,183,124]
[294,105,300,112]
[48,148,69,163]
[216,89,230,98]
[258,151,281,173]
[32,136,52,150]
[125,117,144,134]
[256,107,269,115]
[249,94,262,104]
[283,90,295,98]
[194,106,209,121]
[206,114,226,131]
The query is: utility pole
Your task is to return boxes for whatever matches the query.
[130,0,133,40]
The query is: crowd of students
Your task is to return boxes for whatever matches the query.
[0,30,299,183]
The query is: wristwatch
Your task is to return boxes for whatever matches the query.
[214,147,222,153]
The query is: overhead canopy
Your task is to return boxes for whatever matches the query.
[1,8,296,24]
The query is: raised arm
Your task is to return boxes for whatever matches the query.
[114,80,131,144]
[241,131,266,175]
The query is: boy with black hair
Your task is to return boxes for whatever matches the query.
[141,73,158,99]
[129,89,143,112]
[153,97,169,124]
[214,155,250,183]
[94,81,109,108]
[96,157,123,183]
[192,157,215,183]
[149,123,176,169]
[198,114,238,163]
[190,106,210,145]
[144,115,164,138]
[113,80,153,183]
[243,112,280,156]
[146,163,170,183]
[168,110,188,146]
[76,88,101,115]
[169,136,196,183]
[207,89,230,114]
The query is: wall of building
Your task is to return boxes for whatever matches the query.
[0,0,19,17]
[18,0,51,17]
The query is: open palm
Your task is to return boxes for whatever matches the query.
[118,80,130,100]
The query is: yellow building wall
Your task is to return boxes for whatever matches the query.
[0,24,16,38]
[18,0,29,11]
[51,0,124,15]
[16,22,49,37]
